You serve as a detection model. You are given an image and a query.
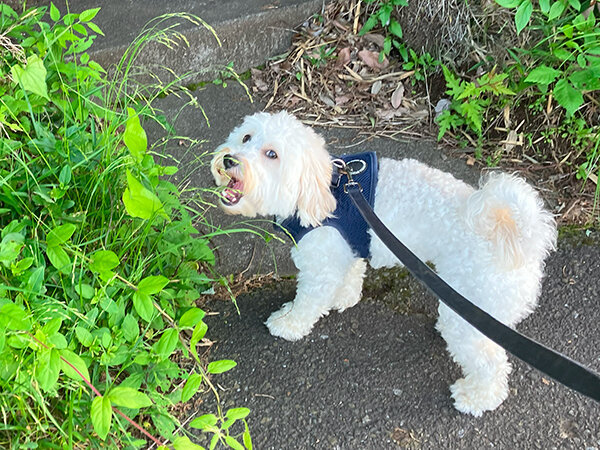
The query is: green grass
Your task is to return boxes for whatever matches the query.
[0,3,252,448]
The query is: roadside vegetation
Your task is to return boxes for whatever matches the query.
[0,3,252,449]
[253,0,600,225]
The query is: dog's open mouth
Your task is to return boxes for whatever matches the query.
[221,176,244,206]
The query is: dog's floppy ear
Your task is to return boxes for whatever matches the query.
[296,131,336,227]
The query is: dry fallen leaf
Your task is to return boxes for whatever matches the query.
[358,49,389,70]
[318,92,336,107]
[336,47,352,67]
[371,80,382,95]
[466,156,476,166]
[251,68,269,92]
[335,94,351,105]
[391,83,405,109]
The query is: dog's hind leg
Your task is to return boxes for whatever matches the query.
[436,304,512,416]
[266,227,356,341]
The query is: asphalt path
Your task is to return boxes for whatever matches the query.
[198,234,600,449]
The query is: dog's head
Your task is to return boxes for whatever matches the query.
[211,111,336,227]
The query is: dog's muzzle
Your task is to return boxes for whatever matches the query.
[218,154,244,206]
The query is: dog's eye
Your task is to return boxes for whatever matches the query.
[242,134,251,143]
[265,149,278,159]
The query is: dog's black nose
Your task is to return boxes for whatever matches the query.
[223,154,238,169]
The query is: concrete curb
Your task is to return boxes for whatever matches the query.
[16,0,327,83]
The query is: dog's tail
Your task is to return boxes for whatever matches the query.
[464,172,557,270]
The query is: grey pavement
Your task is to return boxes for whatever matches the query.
[41,1,600,448]
[199,236,600,449]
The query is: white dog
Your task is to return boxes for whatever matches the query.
[211,111,557,416]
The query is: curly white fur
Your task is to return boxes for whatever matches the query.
[211,111,557,416]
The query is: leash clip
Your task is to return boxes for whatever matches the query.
[332,158,363,193]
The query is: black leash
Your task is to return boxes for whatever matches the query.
[341,169,600,403]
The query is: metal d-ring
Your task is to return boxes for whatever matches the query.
[345,159,367,176]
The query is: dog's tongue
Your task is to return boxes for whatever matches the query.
[222,178,244,205]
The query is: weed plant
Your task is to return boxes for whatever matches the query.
[359,0,600,214]
[0,3,251,448]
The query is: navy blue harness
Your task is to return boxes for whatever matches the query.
[276,152,378,258]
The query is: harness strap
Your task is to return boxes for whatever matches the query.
[345,182,600,403]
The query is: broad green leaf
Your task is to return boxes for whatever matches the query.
[122,170,167,220]
[0,233,24,265]
[524,65,561,85]
[133,351,150,365]
[388,18,402,39]
[226,407,250,421]
[495,0,521,7]
[108,386,153,408]
[124,108,147,162]
[189,414,218,430]
[11,54,49,100]
[181,372,203,402]
[153,411,176,441]
[7,334,29,349]
[0,302,32,331]
[74,283,94,299]
[132,291,154,322]
[60,349,90,381]
[138,275,169,295]
[569,68,600,91]
[172,436,205,450]
[79,7,100,22]
[553,78,583,116]
[91,396,112,440]
[539,0,551,13]
[12,257,33,274]
[358,14,378,36]
[89,250,119,273]
[378,3,393,26]
[179,307,206,328]
[87,21,104,36]
[515,0,533,35]
[243,422,252,450]
[190,321,208,346]
[47,223,77,247]
[549,0,566,20]
[75,325,94,347]
[35,347,61,391]
[207,359,237,374]
[47,245,71,273]
[47,332,67,349]
[163,165,178,175]
[383,35,392,57]
[224,436,244,450]
[122,314,140,343]
[50,2,60,21]
[27,266,45,296]
[153,328,179,360]
[59,165,72,185]
[42,317,62,336]
[210,434,219,450]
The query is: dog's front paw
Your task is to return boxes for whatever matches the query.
[265,302,316,341]
[450,376,508,417]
